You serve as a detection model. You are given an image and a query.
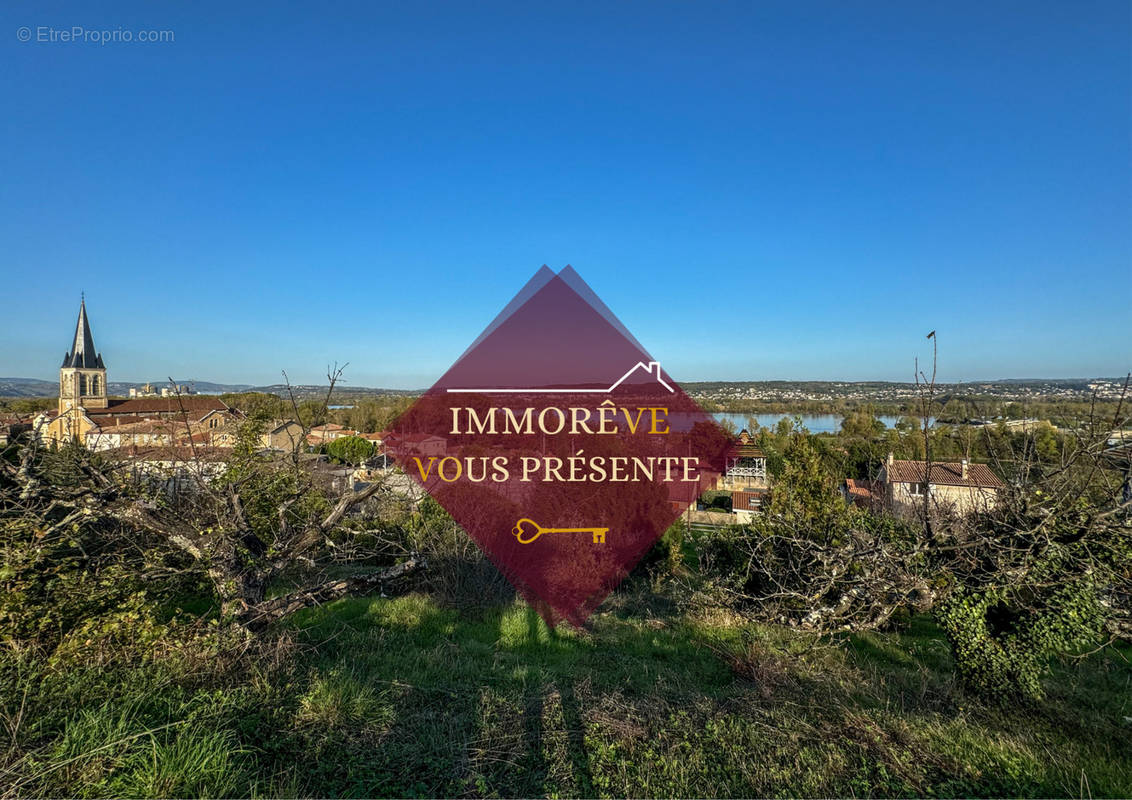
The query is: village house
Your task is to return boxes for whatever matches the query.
[876,452,1004,515]
[262,419,306,451]
[359,432,384,448]
[306,423,360,446]
[0,414,33,447]
[86,418,177,451]
[731,487,769,520]
[387,432,446,457]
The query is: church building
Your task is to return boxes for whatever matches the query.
[42,298,239,449]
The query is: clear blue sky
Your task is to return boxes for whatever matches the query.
[1,1,1128,388]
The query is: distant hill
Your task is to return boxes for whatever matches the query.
[107,380,257,395]
[250,384,420,398]
[2,376,1123,400]
[0,377,255,397]
[0,378,57,397]
[680,378,1113,391]
[0,377,411,399]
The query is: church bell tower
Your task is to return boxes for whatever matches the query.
[59,296,108,412]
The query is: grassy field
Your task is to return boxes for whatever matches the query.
[3,590,1130,798]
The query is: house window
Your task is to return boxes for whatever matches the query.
[908,482,928,496]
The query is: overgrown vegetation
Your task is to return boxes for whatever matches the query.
[1,367,1129,797]
[1,593,1129,797]
[705,379,1130,703]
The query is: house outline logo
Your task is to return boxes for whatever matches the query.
[446,360,675,394]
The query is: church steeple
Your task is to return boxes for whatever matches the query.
[62,295,105,369]
[59,296,109,413]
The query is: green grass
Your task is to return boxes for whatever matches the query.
[3,592,1130,797]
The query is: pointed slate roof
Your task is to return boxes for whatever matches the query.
[61,298,105,369]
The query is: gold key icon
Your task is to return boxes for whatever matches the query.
[512,518,608,544]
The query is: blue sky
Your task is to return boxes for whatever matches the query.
[1,1,1128,388]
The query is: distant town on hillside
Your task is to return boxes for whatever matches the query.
[0,375,1125,402]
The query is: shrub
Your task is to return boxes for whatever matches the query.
[937,581,1104,701]
[699,490,732,512]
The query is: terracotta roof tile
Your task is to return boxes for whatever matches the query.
[887,460,1003,489]
[91,419,179,435]
[100,445,230,461]
[91,396,229,417]
[844,479,886,508]
[731,490,767,512]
